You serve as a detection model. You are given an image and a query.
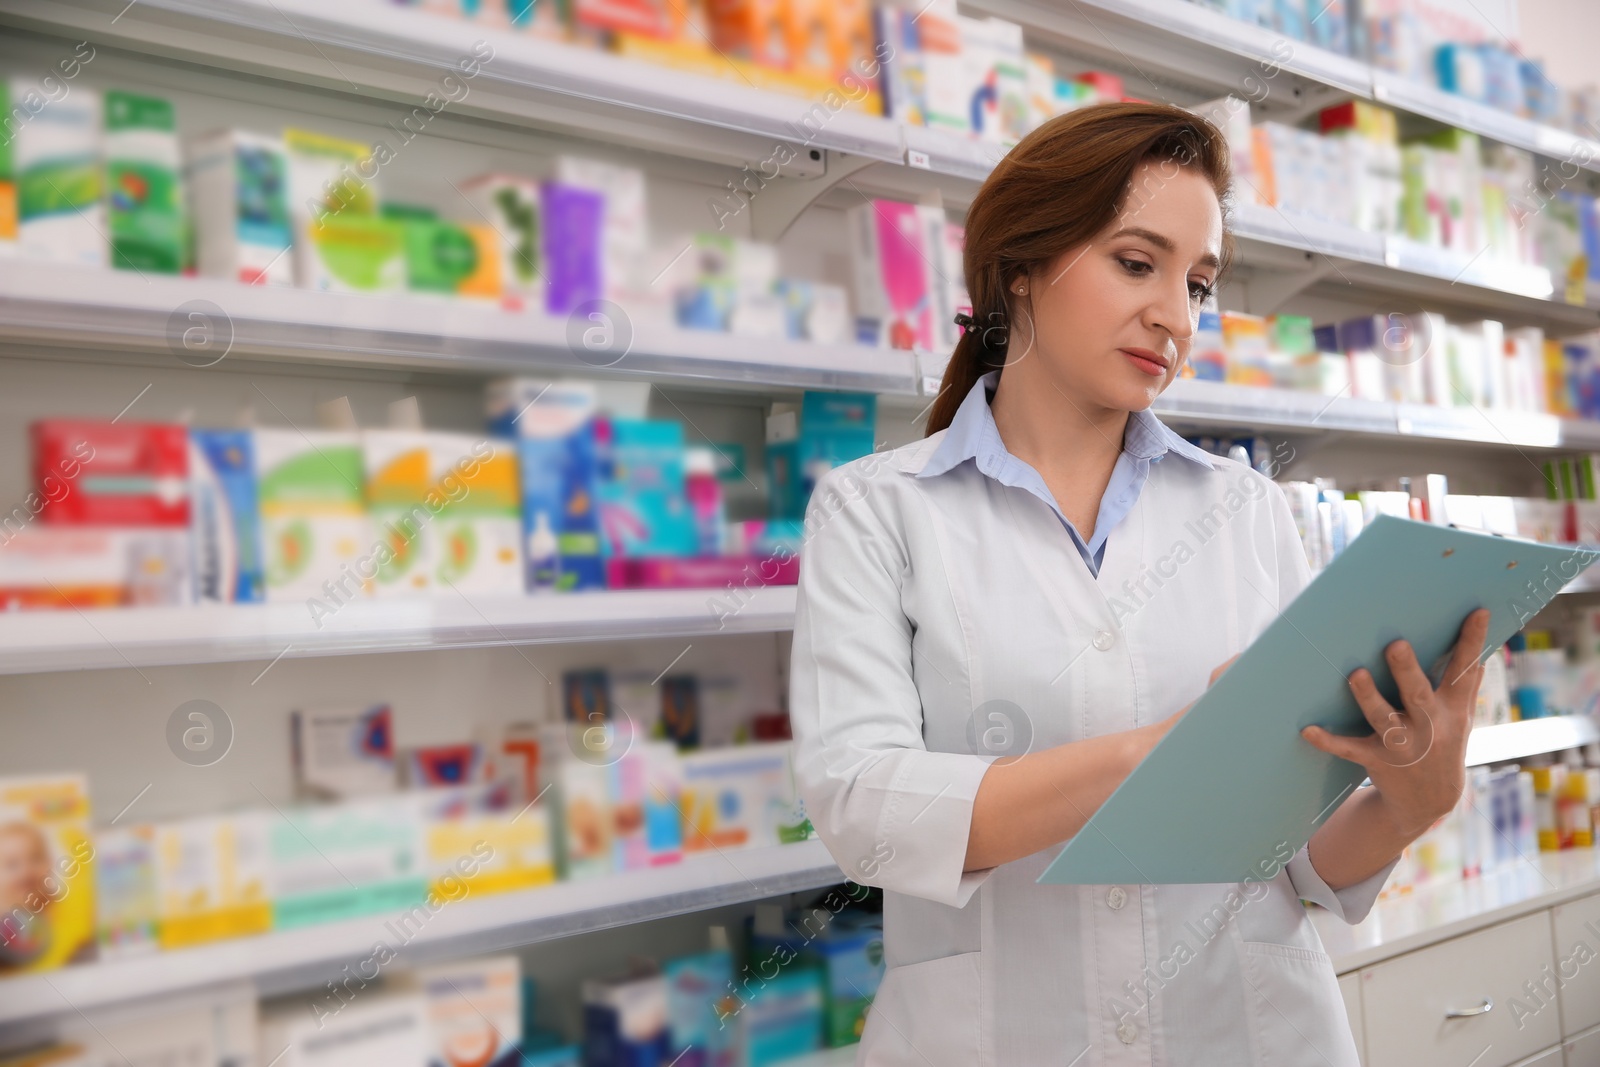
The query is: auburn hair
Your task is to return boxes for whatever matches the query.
[924,101,1235,436]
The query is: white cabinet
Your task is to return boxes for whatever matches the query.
[1339,972,1366,1066]
[1360,911,1559,1067]
[1552,893,1600,1036]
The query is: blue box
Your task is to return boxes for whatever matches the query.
[595,418,696,558]
[767,392,877,520]
[517,427,604,592]
[189,429,263,602]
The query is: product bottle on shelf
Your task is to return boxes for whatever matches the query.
[529,511,559,592]
[684,447,725,557]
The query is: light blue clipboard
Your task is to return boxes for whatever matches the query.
[1038,515,1600,886]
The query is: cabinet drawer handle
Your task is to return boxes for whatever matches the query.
[1444,997,1493,1018]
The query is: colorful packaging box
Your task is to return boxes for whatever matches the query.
[267,796,426,929]
[604,555,800,590]
[482,722,543,806]
[186,129,294,285]
[14,80,103,267]
[407,744,486,788]
[664,947,737,1067]
[423,793,556,898]
[595,417,697,558]
[582,969,673,1067]
[459,174,541,301]
[397,212,501,298]
[810,918,885,1045]
[92,824,158,960]
[189,429,264,603]
[553,156,649,304]
[925,216,969,353]
[493,379,606,591]
[105,91,186,273]
[873,4,929,126]
[254,428,365,602]
[611,740,683,871]
[958,15,1026,145]
[153,812,272,949]
[707,0,787,66]
[0,775,94,975]
[431,434,523,596]
[417,956,522,1067]
[285,128,404,291]
[679,742,801,852]
[291,704,397,801]
[33,420,189,527]
[848,199,933,351]
[0,526,193,609]
[261,990,428,1067]
[540,182,603,315]
[0,82,14,255]
[574,0,684,38]
[363,429,436,596]
[739,969,823,1066]
[556,750,614,880]
[915,0,967,134]
[659,675,700,749]
[766,391,875,521]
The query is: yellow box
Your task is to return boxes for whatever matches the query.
[0,775,94,974]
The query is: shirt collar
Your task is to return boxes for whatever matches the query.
[917,369,1215,479]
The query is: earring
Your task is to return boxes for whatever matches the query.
[1015,284,1027,295]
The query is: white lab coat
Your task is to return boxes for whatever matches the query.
[789,428,1400,1066]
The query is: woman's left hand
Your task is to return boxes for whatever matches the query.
[1299,607,1492,839]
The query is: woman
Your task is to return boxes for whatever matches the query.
[790,102,1489,1066]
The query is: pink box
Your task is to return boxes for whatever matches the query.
[605,554,799,589]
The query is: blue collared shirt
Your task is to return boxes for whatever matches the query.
[916,369,1216,576]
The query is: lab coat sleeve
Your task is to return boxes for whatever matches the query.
[1285,839,1400,925]
[1266,482,1402,923]
[789,464,996,910]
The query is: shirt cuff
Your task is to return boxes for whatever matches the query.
[1285,841,1401,926]
[880,750,997,910]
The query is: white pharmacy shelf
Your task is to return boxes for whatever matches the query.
[0,262,918,396]
[1312,845,1600,974]
[1465,716,1600,768]
[970,0,1600,177]
[0,0,905,171]
[10,0,1600,194]
[0,839,844,1027]
[897,360,1600,450]
[1149,378,1600,452]
[1229,202,1590,324]
[0,586,798,675]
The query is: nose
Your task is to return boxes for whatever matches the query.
[1147,274,1196,348]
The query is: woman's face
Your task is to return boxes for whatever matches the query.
[1013,159,1223,413]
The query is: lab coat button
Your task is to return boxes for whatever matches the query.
[1107,886,1127,910]
[1117,1020,1138,1044]
[1092,629,1115,651]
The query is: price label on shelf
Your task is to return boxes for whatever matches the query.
[907,148,931,170]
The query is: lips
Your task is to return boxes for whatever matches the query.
[1121,348,1169,377]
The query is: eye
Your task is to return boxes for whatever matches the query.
[1118,256,1153,276]
[1188,279,1216,303]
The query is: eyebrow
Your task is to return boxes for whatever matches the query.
[1109,226,1221,272]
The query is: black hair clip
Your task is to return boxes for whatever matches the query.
[952,312,978,333]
